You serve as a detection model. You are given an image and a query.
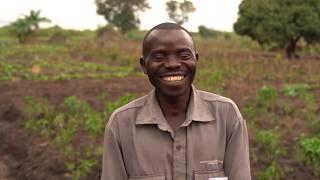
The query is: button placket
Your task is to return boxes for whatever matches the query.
[172,128,187,180]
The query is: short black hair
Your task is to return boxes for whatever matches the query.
[142,22,196,57]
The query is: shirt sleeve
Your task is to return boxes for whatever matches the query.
[101,115,128,180]
[224,116,251,180]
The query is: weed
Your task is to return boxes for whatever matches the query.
[258,161,282,180]
[295,135,320,176]
[255,130,286,160]
[104,93,136,121]
[256,85,278,106]
[283,83,316,111]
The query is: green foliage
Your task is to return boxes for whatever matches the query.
[255,130,286,160]
[104,93,136,120]
[23,93,137,179]
[96,24,116,37]
[295,135,320,176]
[234,0,320,58]
[198,25,218,38]
[256,85,278,105]
[258,161,283,180]
[63,96,103,138]
[9,10,51,43]
[283,84,316,110]
[0,61,22,80]
[283,84,310,97]
[95,0,149,33]
[24,96,102,179]
[166,0,196,25]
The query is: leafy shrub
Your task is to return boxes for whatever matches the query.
[283,84,310,97]
[283,84,316,111]
[96,24,116,37]
[295,135,320,176]
[258,161,282,180]
[256,85,278,106]
[104,93,136,121]
[198,25,218,38]
[255,130,285,160]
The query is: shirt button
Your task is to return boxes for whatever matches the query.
[176,145,182,151]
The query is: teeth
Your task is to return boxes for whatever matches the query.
[163,75,184,82]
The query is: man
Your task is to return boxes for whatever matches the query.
[101,22,251,180]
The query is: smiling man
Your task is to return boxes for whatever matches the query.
[101,23,251,180]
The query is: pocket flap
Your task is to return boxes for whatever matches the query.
[194,170,225,180]
[129,175,165,180]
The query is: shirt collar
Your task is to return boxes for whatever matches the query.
[136,85,215,126]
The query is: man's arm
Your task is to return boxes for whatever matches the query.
[101,119,128,180]
[224,116,251,180]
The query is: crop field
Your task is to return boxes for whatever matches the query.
[0,27,320,180]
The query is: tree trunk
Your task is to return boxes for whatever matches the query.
[285,37,300,60]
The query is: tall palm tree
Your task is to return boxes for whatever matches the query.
[10,10,51,43]
[24,10,51,31]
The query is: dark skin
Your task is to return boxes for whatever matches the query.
[140,29,198,131]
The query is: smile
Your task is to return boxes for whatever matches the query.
[161,75,185,82]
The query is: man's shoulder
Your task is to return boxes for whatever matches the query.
[112,94,148,116]
[197,89,235,105]
[196,89,242,118]
[106,94,148,129]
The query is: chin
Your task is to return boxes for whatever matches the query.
[157,84,191,98]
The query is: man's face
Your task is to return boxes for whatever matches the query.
[141,29,198,98]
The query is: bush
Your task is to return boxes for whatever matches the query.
[295,135,320,176]
[255,130,285,160]
[256,85,278,106]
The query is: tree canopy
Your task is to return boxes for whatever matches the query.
[166,0,196,25]
[234,0,320,59]
[9,10,51,43]
[95,0,149,33]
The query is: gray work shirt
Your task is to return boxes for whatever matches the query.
[101,86,251,180]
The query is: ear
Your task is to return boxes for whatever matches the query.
[140,57,147,74]
[195,52,199,62]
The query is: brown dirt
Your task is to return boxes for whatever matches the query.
[0,77,151,180]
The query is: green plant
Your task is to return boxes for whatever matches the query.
[295,135,320,176]
[166,0,196,25]
[24,96,55,139]
[258,161,282,180]
[255,130,286,160]
[234,0,320,58]
[256,85,278,106]
[0,61,22,80]
[95,0,150,33]
[104,93,136,121]
[9,10,51,43]
[283,84,316,111]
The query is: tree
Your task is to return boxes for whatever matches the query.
[95,0,149,33]
[234,0,320,59]
[166,0,196,25]
[9,10,51,43]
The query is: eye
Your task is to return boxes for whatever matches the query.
[179,51,192,60]
[150,53,166,61]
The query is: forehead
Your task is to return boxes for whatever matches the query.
[144,29,194,52]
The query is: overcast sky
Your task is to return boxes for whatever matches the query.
[0,0,242,32]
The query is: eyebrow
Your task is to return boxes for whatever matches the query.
[177,48,194,54]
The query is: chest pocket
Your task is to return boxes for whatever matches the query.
[194,169,225,180]
[129,175,165,180]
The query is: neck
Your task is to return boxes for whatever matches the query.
[156,88,191,115]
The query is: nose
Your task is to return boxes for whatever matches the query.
[164,55,181,70]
